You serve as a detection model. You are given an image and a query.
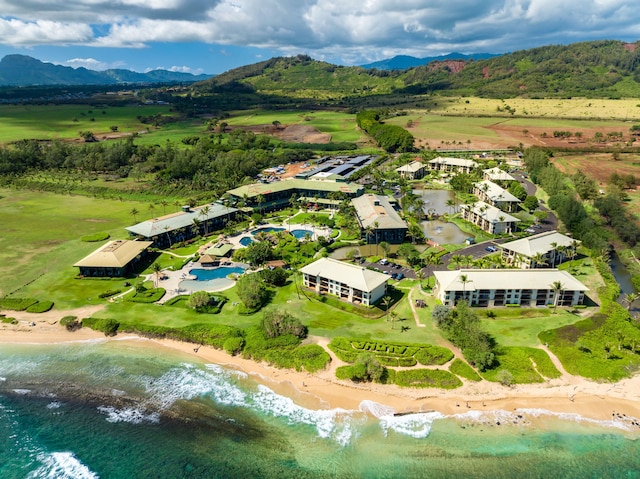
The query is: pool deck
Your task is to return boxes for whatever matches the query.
[149,221,332,304]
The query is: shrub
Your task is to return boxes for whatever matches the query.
[292,345,331,373]
[26,301,54,313]
[1,316,17,324]
[223,337,245,355]
[81,232,110,242]
[84,317,120,336]
[126,288,165,303]
[394,369,462,389]
[98,289,121,299]
[0,297,38,311]
[261,308,307,339]
[60,315,81,331]
[449,358,481,381]
[496,369,514,386]
[414,346,454,366]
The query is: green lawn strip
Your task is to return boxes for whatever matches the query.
[124,288,166,303]
[25,300,55,313]
[449,358,482,381]
[481,346,555,384]
[81,232,110,242]
[0,297,39,311]
[481,310,582,347]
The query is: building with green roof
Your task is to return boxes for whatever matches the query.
[226,178,363,211]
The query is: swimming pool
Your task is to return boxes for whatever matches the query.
[290,229,313,239]
[239,236,253,246]
[252,227,285,236]
[189,267,246,280]
[179,266,248,293]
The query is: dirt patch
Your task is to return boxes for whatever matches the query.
[237,124,330,144]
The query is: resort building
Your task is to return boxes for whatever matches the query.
[295,155,377,180]
[352,194,408,244]
[300,257,388,306]
[396,161,426,180]
[473,180,521,212]
[483,167,516,184]
[433,269,588,307]
[226,178,363,211]
[74,240,153,277]
[500,231,581,268]
[428,157,478,174]
[460,201,520,234]
[126,203,238,248]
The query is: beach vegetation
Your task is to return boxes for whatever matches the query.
[260,307,307,339]
[126,287,166,303]
[481,346,560,384]
[25,300,54,313]
[0,297,39,311]
[60,315,81,331]
[84,317,120,336]
[223,336,245,355]
[394,369,462,389]
[449,358,482,381]
[328,337,453,367]
[0,315,18,324]
[235,273,270,313]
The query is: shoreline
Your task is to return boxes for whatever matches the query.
[2,311,640,424]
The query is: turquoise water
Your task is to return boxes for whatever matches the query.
[239,236,253,246]
[1,341,639,478]
[291,229,313,239]
[189,267,246,280]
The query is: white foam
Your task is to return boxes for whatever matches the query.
[12,389,31,395]
[379,411,445,439]
[97,405,160,424]
[359,400,395,418]
[516,407,638,432]
[46,401,63,409]
[27,452,99,479]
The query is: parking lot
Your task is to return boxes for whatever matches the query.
[359,258,416,280]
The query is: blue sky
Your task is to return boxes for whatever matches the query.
[0,1,639,76]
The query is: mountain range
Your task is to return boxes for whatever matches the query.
[0,55,212,86]
[359,52,499,70]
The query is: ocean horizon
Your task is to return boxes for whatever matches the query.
[1,340,639,478]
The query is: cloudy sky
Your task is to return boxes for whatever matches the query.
[0,0,639,75]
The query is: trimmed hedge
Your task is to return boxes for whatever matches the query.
[394,369,462,389]
[83,317,119,336]
[126,288,166,303]
[81,232,110,242]
[98,289,122,299]
[0,297,38,311]
[329,337,453,366]
[26,301,54,313]
[449,358,482,381]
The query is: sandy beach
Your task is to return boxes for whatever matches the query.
[2,307,640,423]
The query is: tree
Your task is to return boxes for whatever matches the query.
[382,295,392,324]
[188,291,212,310]
[151,262,162,287]
[379,241,391,259]
[352,353,384,382]
[459,274,471,302]
[523,195,539,212]
[261,308,307,339]
[164,225,172,247]
[236,273,269,311]
[199,205,211,236]
[550,281,565,313]
[623,293,639,311]
[244,240,273,267]
[130,207,139,223]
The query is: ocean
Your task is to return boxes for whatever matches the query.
[1,339,639,479]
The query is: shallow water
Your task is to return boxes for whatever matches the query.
[1,341,639,478]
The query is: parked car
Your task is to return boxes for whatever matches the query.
[485,246,497,252]
[379,258,389,265]
[396,273,404,280]
[525,227,536,233]
[390,273,398,279]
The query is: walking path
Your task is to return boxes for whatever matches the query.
[407,287,426,328]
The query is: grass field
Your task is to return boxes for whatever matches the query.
[0,104,172,143]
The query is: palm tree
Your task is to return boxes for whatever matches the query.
[446,198,456,215]
[191,218,201,237]
[151,262,162,287]
[416,269,425,289]
[550,241,559,267]
[382,295,392,324]
[623,292,639,311]
[550,281,565,313]
[380,241,391,259]
[164,225,172,247]
[569,240,580,267]
[256,194,265,215]
[160,200,169,215]
[531,252,548,269]
[459,274,471,302]
[390,311,398,330]
[450,254,463,270]
[130,207,139,223]
[199,205,211,236]
[373,221,380,255]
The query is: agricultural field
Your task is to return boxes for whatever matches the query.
[0,104,173,144]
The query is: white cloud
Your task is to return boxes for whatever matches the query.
[0,0,639,63]
[59,57,125,70]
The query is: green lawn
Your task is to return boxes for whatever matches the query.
[0,104,171,143]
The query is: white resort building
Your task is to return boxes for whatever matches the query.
[473,180,521,212]
[433,269,588,307]
[460,201,520,234]
[300,257,388,306]
[428,157,479,174]
[500,231,581,268]
[483,167,516,184]
[352,194,408,244]
[396,161,426,180]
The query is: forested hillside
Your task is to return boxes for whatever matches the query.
[190,40,640,103]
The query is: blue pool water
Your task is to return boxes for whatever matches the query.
[252,227,285,236]
[291,228,313,239]
[189,267,246,280]
[239,236,253,246]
